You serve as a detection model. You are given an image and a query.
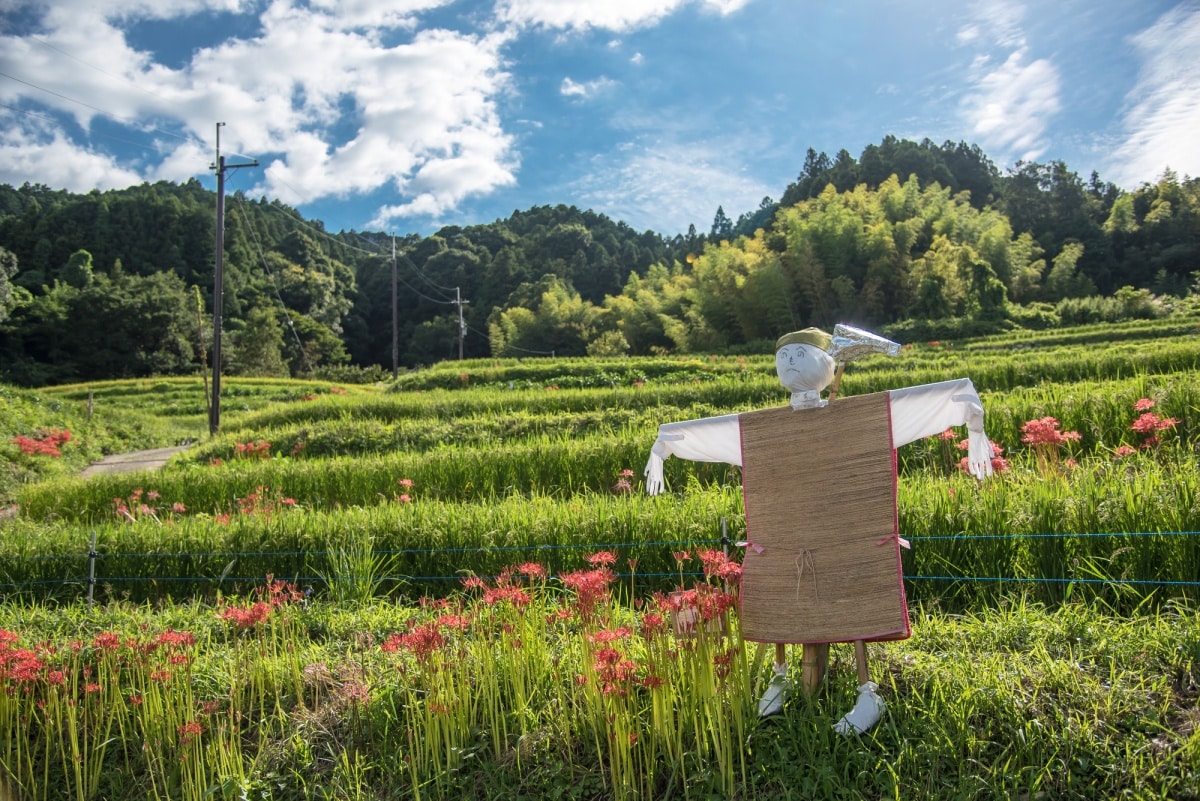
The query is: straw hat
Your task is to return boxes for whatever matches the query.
[775,328,832,353]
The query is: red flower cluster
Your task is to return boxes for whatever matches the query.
[952,435,1011,474]
[0,629,45,684]
[1129,398,1179,448]
[696,549,743,584]
[12,428,71,458]
[559,564,616,619]
[234,485,298,518]
[220,575,304,629]
[1020,417,1081,447]
[381,621,446,663]
[220,601,273,629]
[234,440,272,459]
[592,646,638,696]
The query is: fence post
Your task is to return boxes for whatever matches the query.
[720,517,729,558]
[87,530,97,607]
[87,390,94,421]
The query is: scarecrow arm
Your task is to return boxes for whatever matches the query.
[888,378,994,478]
[644,413,742,495]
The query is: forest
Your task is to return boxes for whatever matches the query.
[0,135,1197,386]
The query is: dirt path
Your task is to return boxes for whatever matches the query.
[79,445,192,477]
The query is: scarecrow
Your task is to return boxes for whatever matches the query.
[644,325,994,734]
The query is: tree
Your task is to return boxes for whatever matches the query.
[62,249,94,288]
[710,206,733,240]
[0,245,16,324]
[230,307,289,377]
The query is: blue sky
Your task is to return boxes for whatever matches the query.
[1,0,1198,238]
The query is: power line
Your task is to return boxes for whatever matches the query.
[0,70,201,149]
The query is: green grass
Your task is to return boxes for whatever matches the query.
[2,317,1200,798]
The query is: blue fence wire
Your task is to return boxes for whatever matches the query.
[2,530,1199,592]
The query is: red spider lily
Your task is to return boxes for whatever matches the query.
[1130,412,1178,433]
[482,584,532,607]
[671,551,690,564]
[257,575,305,607]
[513,562,548,580]
[713,647,737,680]
[587,626,633,644]
[559,567,615,618]
[1113,445,1137,459]
[1134,397,1156,412]
[1021,417,1081,447]
[639,612,668,638]
[696,549,742,583]
[381,622,446,663]
[593,647,639,696]
[398,478,414,488]
[639,674,664,690]
[586,550,618,567]
[461,576,486,591]
[220,601,272,629]
[234,440,272,459]
[92,631,122,651]
[177,721,203,746]
[436,614,472,631]
[12,428,71,458]
[158,633,195,652]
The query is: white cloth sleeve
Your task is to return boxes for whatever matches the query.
[644,413,743,495]
[888,378,994,479]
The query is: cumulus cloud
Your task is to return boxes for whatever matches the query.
[1106,3,1200,187]
[0,122,145,190]
[0,0,517,229]
[569,139,772,234]
[495,0,749,33]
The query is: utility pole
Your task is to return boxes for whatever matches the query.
[209,122,258,436]
[391,234,398,380]
[455,287,469,360]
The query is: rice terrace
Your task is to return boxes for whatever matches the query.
[1,317,1199,800]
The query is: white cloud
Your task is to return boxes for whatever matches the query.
[0,122,144,191]
[569,139,772,234]
[953,1,1057,164]
[494,0,749,33]
[956,0,1026,49]
[1106,3,1200,187]
[962,48,1060,161]
[560,76,617,99]
[630,52,644,65]
[0,0,518,228]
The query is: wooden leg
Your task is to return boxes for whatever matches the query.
[853,640,869,684]
[800,643,829,696]
[774,643,786,668]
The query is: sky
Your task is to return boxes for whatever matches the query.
[1,0,1198,239]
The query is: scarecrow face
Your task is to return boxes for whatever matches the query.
[775,343,836,394]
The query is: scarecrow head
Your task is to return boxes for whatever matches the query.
[774,328,836,394]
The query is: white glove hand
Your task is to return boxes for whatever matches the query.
[644,451,666,495]
[966,427,994,479]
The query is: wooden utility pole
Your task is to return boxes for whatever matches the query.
[209,122,258,436]
[455,287,469,360]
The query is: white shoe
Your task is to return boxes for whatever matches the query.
[758,664,789,717]
[833,681,885,735]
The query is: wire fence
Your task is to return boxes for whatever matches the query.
[3,530,1199,604]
